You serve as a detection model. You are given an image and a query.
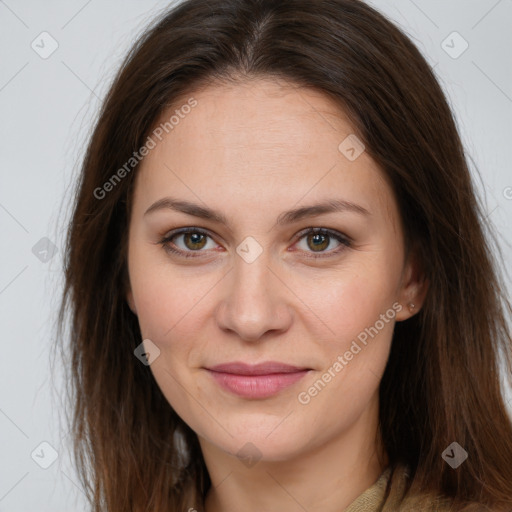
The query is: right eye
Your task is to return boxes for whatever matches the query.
[159,227,221,258]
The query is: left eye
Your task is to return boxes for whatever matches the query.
[159,227,350,258]
[294,228,349,255]
[161,228,216,255]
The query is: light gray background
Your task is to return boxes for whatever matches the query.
[0,1,511,510]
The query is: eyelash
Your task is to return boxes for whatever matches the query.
[158,227,352,259]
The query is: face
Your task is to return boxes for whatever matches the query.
[126,77,423,463]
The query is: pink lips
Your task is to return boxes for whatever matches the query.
[205,361,311,399]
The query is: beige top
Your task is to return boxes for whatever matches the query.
[344,464,453,512]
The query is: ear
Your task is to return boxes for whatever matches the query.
[394,245,428,322]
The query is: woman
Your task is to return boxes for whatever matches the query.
[58,0,512,510]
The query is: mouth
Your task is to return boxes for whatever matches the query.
[204,361,312,399]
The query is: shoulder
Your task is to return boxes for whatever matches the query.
[385,464,503,512]
[344,463,498,512]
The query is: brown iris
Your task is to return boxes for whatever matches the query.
[307,233,329,252]
[184,232,207,250]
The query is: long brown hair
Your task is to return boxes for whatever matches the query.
[57,0,512,510]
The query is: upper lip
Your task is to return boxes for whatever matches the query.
[206,361,310,375]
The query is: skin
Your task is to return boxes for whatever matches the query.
[126,77,427,512]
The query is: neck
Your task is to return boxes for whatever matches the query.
[200,394,388,512]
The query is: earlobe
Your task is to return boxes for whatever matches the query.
[396,289,427,322]
[395,247,429,321]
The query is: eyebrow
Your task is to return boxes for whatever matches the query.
[144,196,370,225]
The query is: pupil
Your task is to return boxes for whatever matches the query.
[186,233,206,249]
[309,233,328,251]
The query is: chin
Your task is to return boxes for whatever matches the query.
[199,414,316,464]
[223,435,304,464]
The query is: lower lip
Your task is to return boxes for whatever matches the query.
[206,369,310,399]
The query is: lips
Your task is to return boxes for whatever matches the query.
[205,361,311,398]
[208,361,309,375]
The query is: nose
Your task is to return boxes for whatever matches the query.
[214,248,293,342]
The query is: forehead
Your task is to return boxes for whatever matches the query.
[133,78,396,226]
[162,77,356,159]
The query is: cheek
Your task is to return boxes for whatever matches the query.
[130,266,211,429]
[293,259,400,399]
[129,245,214,341]
[292,273,397,430]
[298,261,399,341]
[129,261,222,394]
